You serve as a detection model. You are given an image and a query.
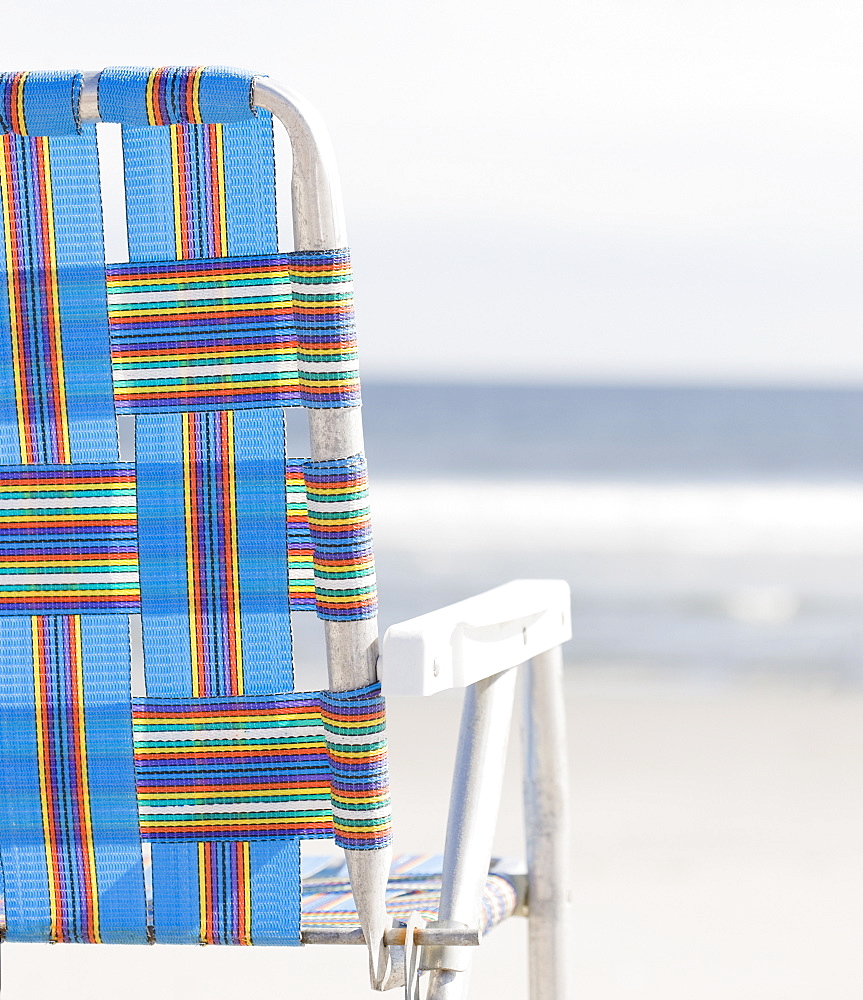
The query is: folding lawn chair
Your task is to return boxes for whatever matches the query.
[0,66,571,998]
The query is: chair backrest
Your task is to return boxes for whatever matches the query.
[0,66,390,949]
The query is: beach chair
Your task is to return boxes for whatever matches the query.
[0,67,571,998]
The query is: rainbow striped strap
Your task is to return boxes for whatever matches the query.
[292,249,361,408]
[0,464,140,614]
[0,72,82,136]
[132,694,333,841]
[321,684,392,851]
[0,616,147,943]
[304,455,377,621]
[133,682,390,944]
[130,685,392,851]
[104,250,362,413]
[98,66,257,127]
[106,255,299,413]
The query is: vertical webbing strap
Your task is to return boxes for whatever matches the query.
[135,409,293,696]
[0,616,146,942]
[121,108,300,944]
[121,112,276,262]
[0,129,118,463]
[0,123,146,942]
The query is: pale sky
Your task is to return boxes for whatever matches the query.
[4,0,862,382]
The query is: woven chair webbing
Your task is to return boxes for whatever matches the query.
[99,66,257,128]
[132,684,390,849]
[302,855,519,936]
[0,69,391,948]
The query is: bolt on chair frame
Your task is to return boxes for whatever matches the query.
[67,71,570,998]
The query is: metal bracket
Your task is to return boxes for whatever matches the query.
[419,919,474,973]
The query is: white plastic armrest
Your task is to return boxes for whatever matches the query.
[379,579,572,697]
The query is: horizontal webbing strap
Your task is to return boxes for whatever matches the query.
[133,693,332,841]
[291,249,361,408]
[320,685,391,850]
[132,683,391,851]
[0,458,349,619]
[0,464,139,614]
[106,255,298,412]
[105,250,361,412]
[99,66,257,127]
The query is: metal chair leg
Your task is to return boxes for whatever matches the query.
[523,646,571,1000]
[425,667,518,999]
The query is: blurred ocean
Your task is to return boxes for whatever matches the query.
[349,383,863,685]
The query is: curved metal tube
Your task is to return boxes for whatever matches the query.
[252,77,346,253]
[253,78,377,691]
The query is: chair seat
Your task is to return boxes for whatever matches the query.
[301,854,521,935]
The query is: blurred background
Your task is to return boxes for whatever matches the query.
[4,1,863,997]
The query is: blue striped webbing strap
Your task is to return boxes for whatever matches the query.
[119,96,303,945]
[134,405,302,944]
[134,409,293,698]
[99,66,257,127]
[0,81,148,943]
[0,71,81,136]
[0,123,118,464]
[0,616,147,942]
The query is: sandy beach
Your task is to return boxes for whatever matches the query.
[6,664,861,999]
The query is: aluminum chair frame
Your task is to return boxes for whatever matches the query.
[70,71,571,999]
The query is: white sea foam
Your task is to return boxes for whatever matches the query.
[370,479,863,557]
